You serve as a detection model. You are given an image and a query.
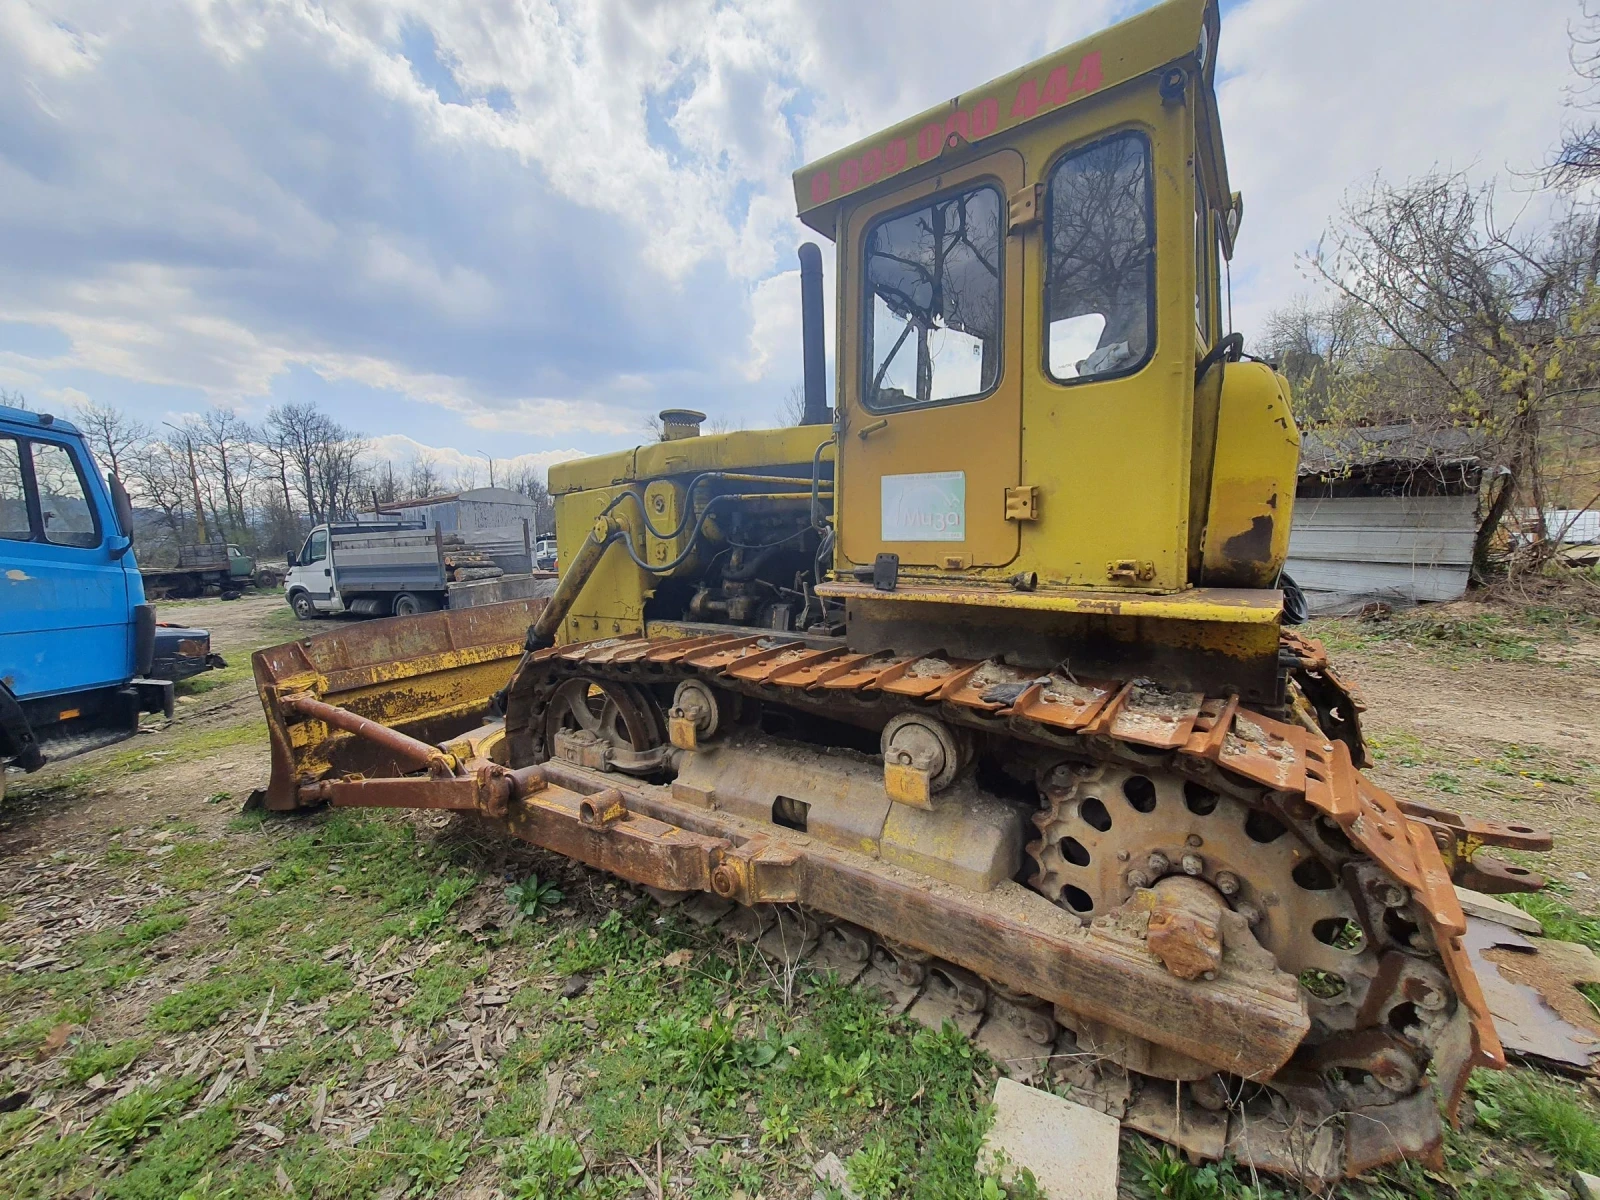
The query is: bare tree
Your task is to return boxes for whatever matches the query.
[73,400,149,481]
[403,454,442,501]
[777,383,807,427]
[1298,171,1600,577]
[267,402,329,522]
[1553,1,1600,187]
[124,435,193,543]
[503,462,555,535]
[266,401,366,523]
[193,407,260,535]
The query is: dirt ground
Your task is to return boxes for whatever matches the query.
[3,591,1600,1199]
[1320,602,1600,911]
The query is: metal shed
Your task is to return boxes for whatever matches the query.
[1286,426,1483,616]
[361,487,538,534]
[359,488,540,575]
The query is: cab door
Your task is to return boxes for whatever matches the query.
[0,433,129,701]
[837,149,1025,570]
[295,528,335,609]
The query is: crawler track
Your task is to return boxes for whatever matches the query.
[490,628,1532,1180]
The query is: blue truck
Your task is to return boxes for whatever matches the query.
[0,403,217,796]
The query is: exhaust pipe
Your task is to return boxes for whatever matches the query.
[797,243,830,426]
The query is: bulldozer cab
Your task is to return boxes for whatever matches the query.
[794,0,1256,592]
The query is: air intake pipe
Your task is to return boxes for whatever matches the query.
[797,243,830,426]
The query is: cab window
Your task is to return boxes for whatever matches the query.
[303,530,328,564]
[1045,130,1154,382]
[31,441,99,548]
[0,438,28,541]
[862,184,1003,410]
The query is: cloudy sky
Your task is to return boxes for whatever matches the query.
[0,0,1583,480]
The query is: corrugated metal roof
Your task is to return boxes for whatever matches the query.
[1298,423,1482,476]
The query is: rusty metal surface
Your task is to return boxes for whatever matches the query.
[284,693,456,775]
[252,598,542,809]
[1464,917,1600,1071]
[813,579,1286,623]
[1281,629,1369,767]
[506,759,1310,1080]
[505,629,1524,1111]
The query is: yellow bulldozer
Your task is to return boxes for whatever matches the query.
[253,0,1551,1180]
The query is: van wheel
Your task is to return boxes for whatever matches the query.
[392,592,436,617]
[290,592,317,620]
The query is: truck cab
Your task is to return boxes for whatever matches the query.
[286,525,338,617]
[0,403,175,785]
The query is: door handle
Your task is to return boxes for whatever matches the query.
[858,418,889,441]
[324,568,331,576]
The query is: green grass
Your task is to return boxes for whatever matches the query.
[95,720,267,778]
[64,1036,148,1084]
[1504,888,1600,950]
[89,1078,202,1152]
[1308,607,1573,665]
[7,782,1600,1199]
[0,797,1029,1198]
[1469,1070,1600,1173]
[149,958,350,1033]
[173,659,253,697]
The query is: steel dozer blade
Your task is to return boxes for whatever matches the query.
[252,598,542,811]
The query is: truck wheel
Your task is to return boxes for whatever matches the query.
[290,592,318,620]
[392,592,437,617]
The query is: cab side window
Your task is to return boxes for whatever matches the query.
[1045,130,1155,382]
[863,184,1004,409]
[305,530,328,564]
[31,441,100,548]
[0,438,28,541]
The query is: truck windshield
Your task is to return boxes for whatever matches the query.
[1044,130,1154,383]
[863,183,1002,410]
[31,441,99,548]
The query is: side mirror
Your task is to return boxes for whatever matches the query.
[108,474,136,542]
[286,551,298,567]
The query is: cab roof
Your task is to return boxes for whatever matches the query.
[0,403,81,435]
[792,0,1226,242]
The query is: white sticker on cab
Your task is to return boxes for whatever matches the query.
[881,471,966,542]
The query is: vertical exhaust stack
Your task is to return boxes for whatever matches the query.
[797,243,830,426]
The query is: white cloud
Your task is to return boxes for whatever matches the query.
[0,0,1585,460]
[1218,0,1577,337]
[364,431,584,483]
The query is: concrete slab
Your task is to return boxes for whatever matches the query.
[978,1077,1120,1200]
[1572,1170,1600,1200]
[1456,886,1542,935]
